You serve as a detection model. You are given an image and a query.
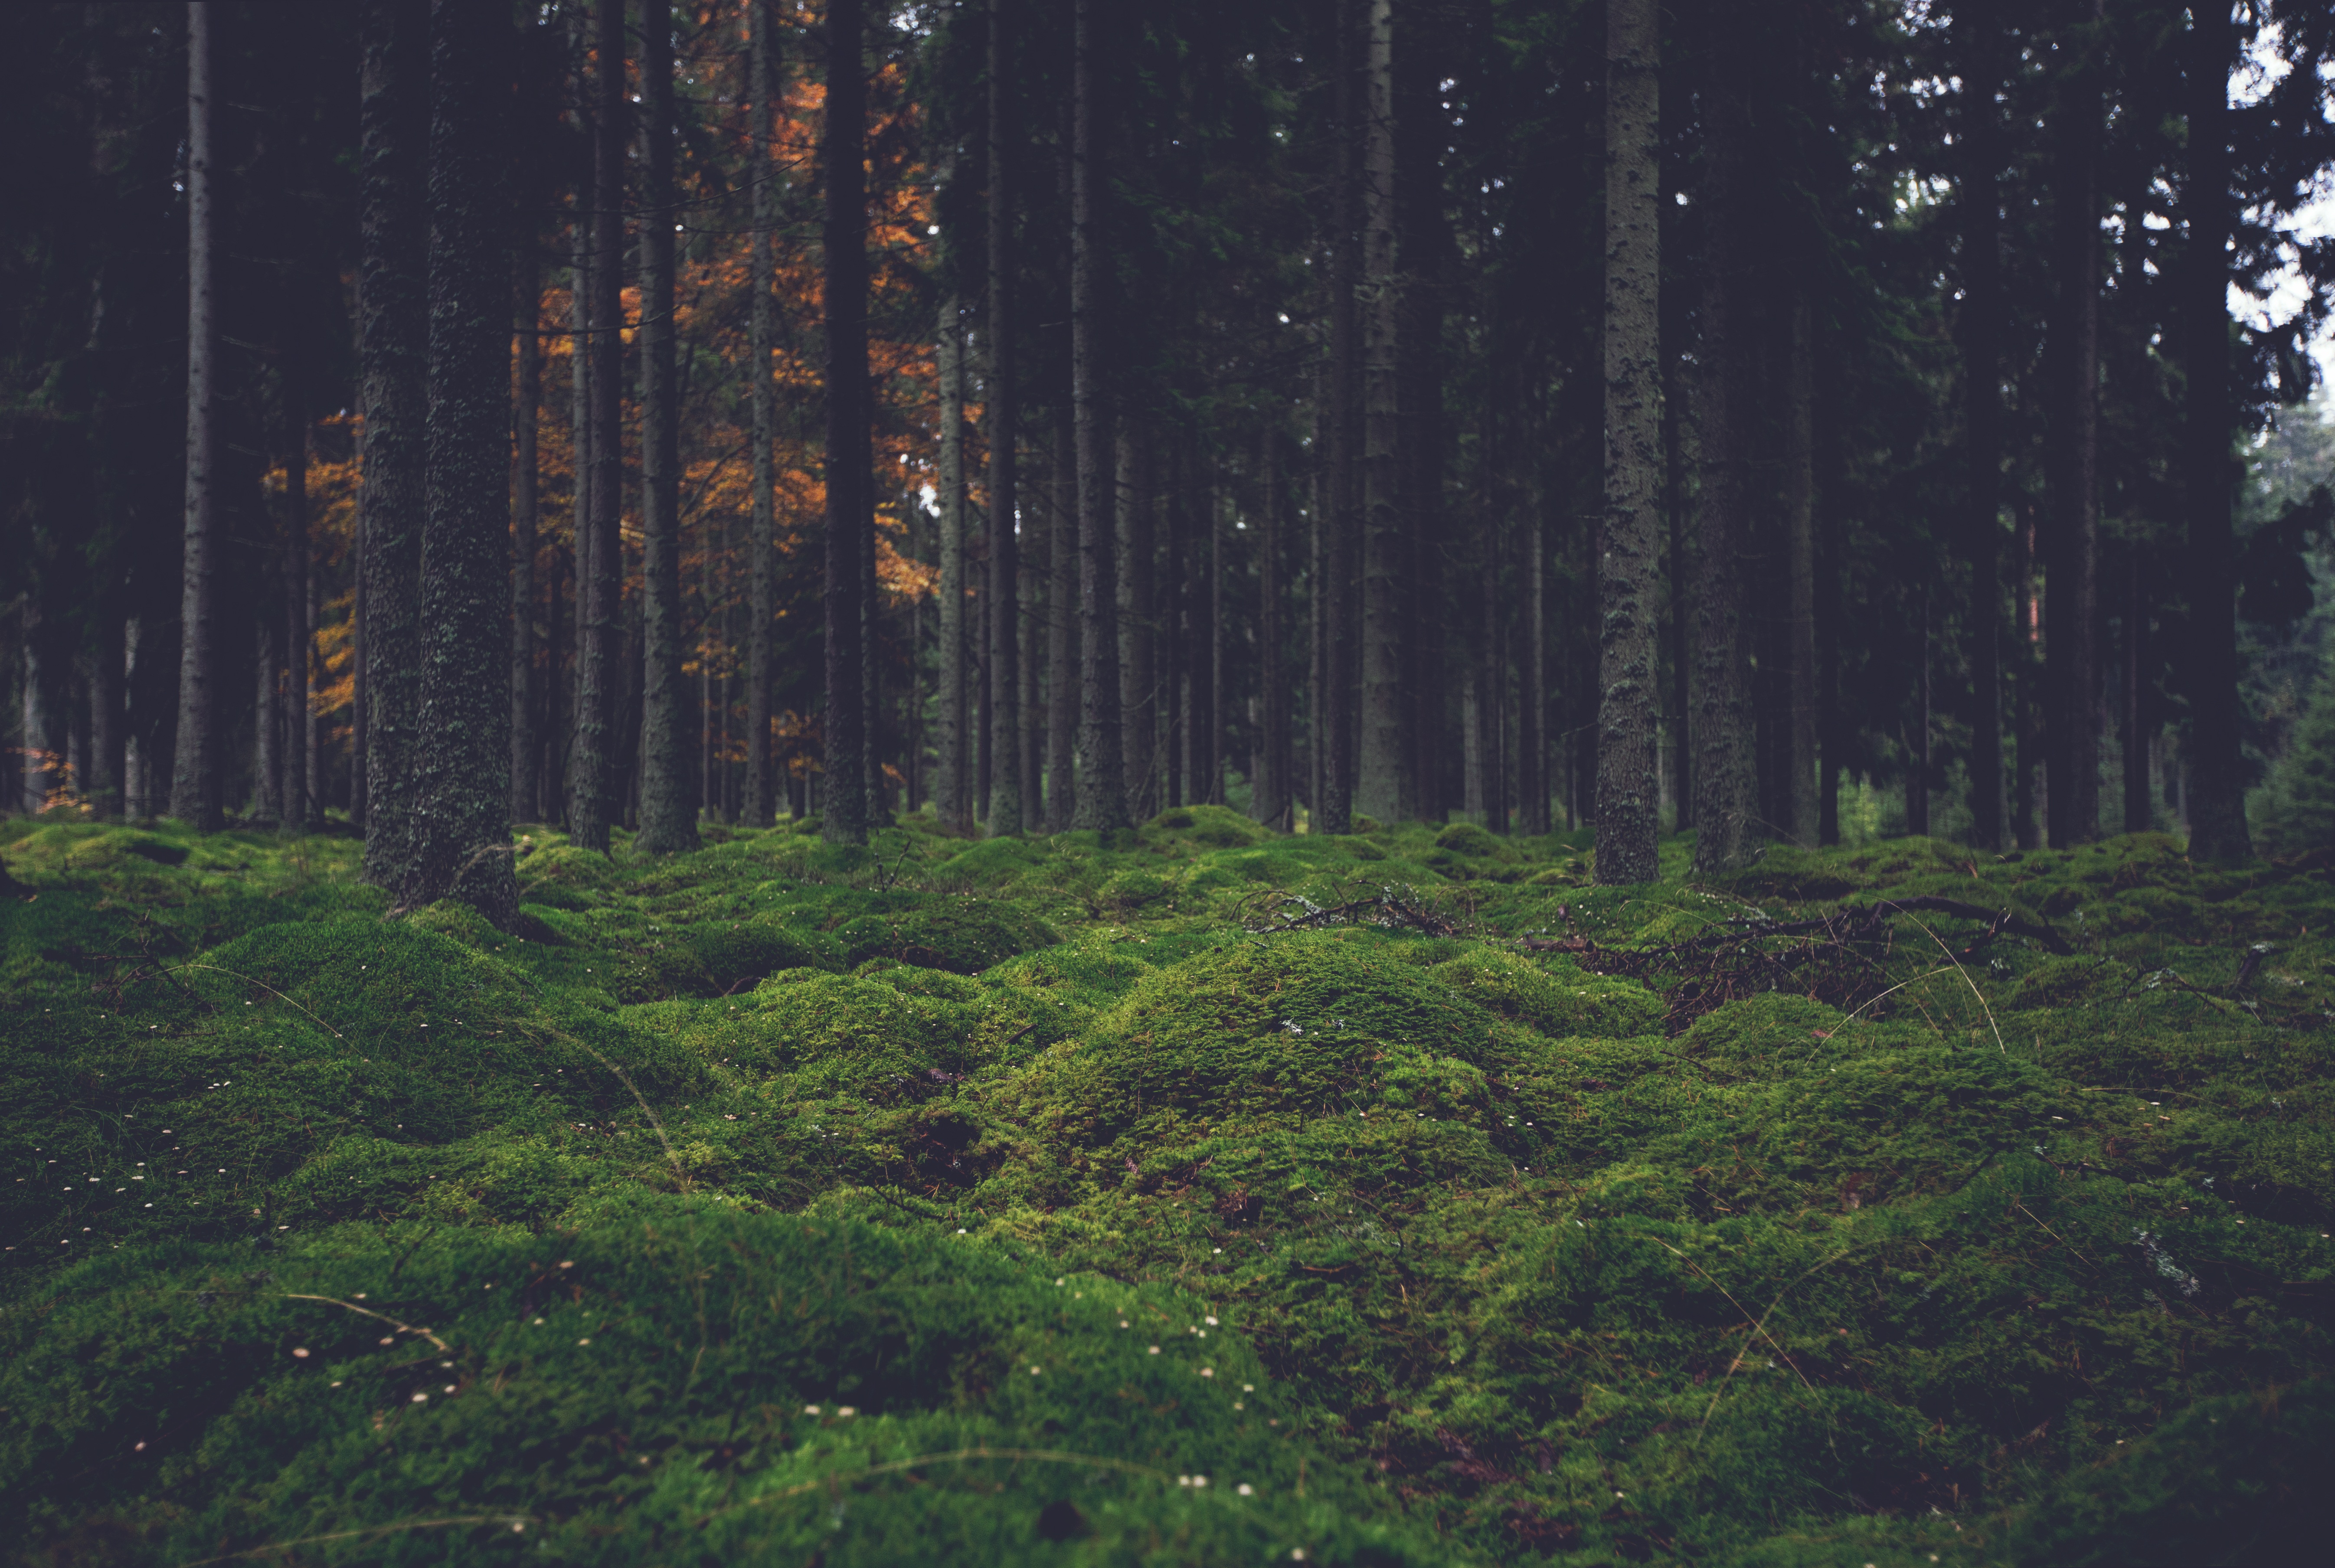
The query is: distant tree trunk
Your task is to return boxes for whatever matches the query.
[1690,54,1754,874]
[1783,291,1819,844]
[1356,0,1406,825]
[745,0,779,827]
[1664,346,1689,831]
[1256,425,1290,828]
[984,0,1023,836]
[510,241,540,826]
[1161,448,1184,807]
[407,0,517,921]
[1118,424,1156,820]
[1962,0,2005,849]
[1308,384,1328,826]
[937,291,970,831]
[2047,0,2102,848]
[2181,0,2248,862]
[284,409,313,829]
[1519,492,1548,835]
[821,0,870,845]
[1070,0,1125,833]
[1207,493,1226,806]
[253,623,280,825]
[1909,593,1931,836]
[1319,0,1360,836]
[864,496,889,827]
[358,0,428,876]
[569,0,625,853]
[566,143,592,828]
[1594,0,1661,882]
[170,1,222,831]
[2123,546,2149,832]
[1046,415,1078,829]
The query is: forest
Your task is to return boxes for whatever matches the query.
[4,1,2335,1564]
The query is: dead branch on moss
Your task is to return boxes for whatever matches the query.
[1243,885,1462,939]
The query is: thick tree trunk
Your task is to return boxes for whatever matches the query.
[1783,291,1819,844]
[2047,0,2102,848]
[510,242,540,826]
[821,0,871,845]
[984,0,1023,836]
[408,0,517,922]
[745,0,779,827]
[1594,0,1661,882]
[358,0,428,875]
[170,1,222,831]
[1690,56,1755,873]
[1356,0,1406,825]
[1319,0,1360,836]
[284,412,313,829]
[1046,416,1078,830]
[1962,0,2005,849]
[1118,424,1156,821]
[937,291,969,831]
[2182,0,2249,861]
[635,0,697,855]
[1071,0,1127,833]
[568,0,626,853]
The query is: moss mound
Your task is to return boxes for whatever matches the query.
[832,900,1057,974]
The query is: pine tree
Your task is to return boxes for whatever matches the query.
[822,0,871,846]
[168,1,222,832]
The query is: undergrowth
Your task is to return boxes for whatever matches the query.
[4,805,2333,1565]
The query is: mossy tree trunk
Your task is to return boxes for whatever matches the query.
[358,0,428,879]
[1356,0,1407,826]
[821,0,870,846]
[1594,0,1660,883]
[409,0,516,926]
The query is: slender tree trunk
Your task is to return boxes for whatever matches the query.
[2124,545,2149,832]
[1070,0,1127,833]
[2047,0,2103,848]
[1783,291,1819,844]
[2182,0,2248,861]
[1256,424,1289,828]
[254,623,279,825]
[820,0,871,844]
[938,291,969,831]
[984,0,1023,836]
[284,410,313,828]
[1208,491,1226,806]
[1962,0,2005,849]
[1909,593,1932,836]
[170,1,222,831]
[1664,346,1689,831]
[569,0,625,852]
[1594,0,1661,881]
[1356,0,1406,825]
[1161,447,1184,807]
[358,0,428,875]
[1308,381,1328,827]
[1320,0,1360,836]
[1690,55,1754,873]
[745,0,779,826]
[566,147,592,830]
[634,0,696,854]
[1118,422,1155,820]
[1520,488,1548,834]
[510,240,541,825]
[1046,416,1077,829]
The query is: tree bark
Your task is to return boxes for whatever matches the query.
[821,0,871,845]
[1962,0,2005,849]
[2047,0,2102,848]
[1319,0,1360,836]
[1784,291,1819,844]
[938,289,970,831]
[1664,343,1689,832]
[985,0,1024,837]
[408,0,517,922]
[1070,0,1126,833]
[358,0,428,876]
[1118,421,1156,821]
[569,0,625,853]
[170,0,222,831]
[1256,423,1289,828]
[510,235,541,826]
[2181,0,2249,861]
[284,408,314,829]
[2123,544,2149,832]
[1520,486,1548,835]
[1356,0,1406,825]
[745,0,779,827]
[1909,592,1932,835]
[1594,0,1661,882]
[1046,414,1078,830]
[634,0,697,855]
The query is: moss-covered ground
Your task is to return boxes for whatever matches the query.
[5,807,2334,1565]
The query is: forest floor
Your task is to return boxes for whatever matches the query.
[3,806,2333,1566]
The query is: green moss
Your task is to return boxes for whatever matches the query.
[1429,947,1665,1039]
[832,901,1057,974]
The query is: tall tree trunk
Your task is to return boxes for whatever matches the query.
[984,0,1024,836]
[358,0,428,875]
[937,290,969,831]
[1118,422,1155,820]
[1909,593,1932,835]
[821,0,871,845]
[1356,0,1406,825]
[1256,424,1289,828]
[1783,291,1819,844]
[1308,382,1328,827]
[511,239,541,825]
[1071,0,1126,833]
[1664,345,1689,831]
[1047,415,1078,829]
[635,0,697,855]
[1594,0,1661,882]
[1690,53,1754,873]
[409,0,517,922]
[2047,0,2103,848]
[2124,545,2149,832]
[2182,0,2248,861]
[566,124,592,829]
[1319,0,1360,836]
[569,0,625,852]
[170,0,222,831]
[253,623,279,825]
[1519,487,1548,834]
[1962,0,2005,849]
[1161,445,1184,807]
[284,410,313,828]
[746,0,779,827]
[1207,490,1226,805]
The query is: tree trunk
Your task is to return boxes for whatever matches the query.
[253,622,280,826]
[284,409,313,829]
[1118,423,1157,821]
[1161,446,1184,808]
[1783,291,1819,844]
[569,0,625,853]
[566,107,592,827]
[2047,0,2102,848]
[1046,415,1077,829]
[1594,0,1661,882]
[937,290,969,831]
[1319,0,1360,836]
[510,238,540,826]
[170,0,222,831]
[2124,544,2150,832]
[358,0,428,875]
[1909,592,1931,836]
[1256,424,1289,828]
[1690,52,1754,873]
[1356,0,1406,825]
[1070,0,1126,833]
[821,0,870,845]
[2182,0,2249,861]
[984,0,1023,837]
[1962,0,2005,849]
[745,0,779,827]
[1664,345,1689,832]
[1520,488,1548,835]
